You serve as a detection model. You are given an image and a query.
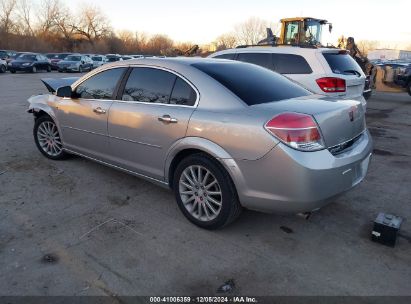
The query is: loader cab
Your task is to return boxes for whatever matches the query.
[280,17,332,47]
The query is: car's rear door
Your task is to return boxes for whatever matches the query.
[107,66,198,180]
[55,67,127,160]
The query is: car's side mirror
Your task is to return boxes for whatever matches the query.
[56,86,73,98]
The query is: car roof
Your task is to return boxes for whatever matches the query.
[211,46,338,56]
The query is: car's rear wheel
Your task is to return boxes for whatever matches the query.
[173,154,242,229]
[407,81,411,96]
[34,116,68,160]
[31,66,37,73]
[47,65,51,72]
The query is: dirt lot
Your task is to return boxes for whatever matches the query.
[0,72,410,296]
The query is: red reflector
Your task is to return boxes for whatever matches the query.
[265,113,324,151]
[316,77,346,93]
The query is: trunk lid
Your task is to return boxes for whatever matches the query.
[253,95,366,148]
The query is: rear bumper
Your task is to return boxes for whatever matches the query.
[224,130,373,213]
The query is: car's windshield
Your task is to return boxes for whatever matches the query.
[192,61,311,105]
[92,57,102,61]
[107,57,119,62]
[46,54,55,59]
[58,54,70,59]
[65,56,81,61]
[17,54,36,60]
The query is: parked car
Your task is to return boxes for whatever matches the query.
[0,49,17,64]
[106,54,123,62]
[394,63,411,95]
[45,53,72,70]
[28,58,372,229]
[91,55,107,68]
[57,54,93,72]
[0,58,7,73]
[121,55,134,61]
[8,53,51,73]
[209,47,367,106]
[131,54,144,59]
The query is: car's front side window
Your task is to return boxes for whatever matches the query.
[75,68,126,100]
[122,67,176,104]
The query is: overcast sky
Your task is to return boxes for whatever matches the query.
[59,0,410,47]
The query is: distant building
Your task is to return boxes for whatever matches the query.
[368,49,411,61]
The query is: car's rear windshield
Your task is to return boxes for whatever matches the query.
[191,62,310,105]
[92,57,102,61]
[323,52,362,75]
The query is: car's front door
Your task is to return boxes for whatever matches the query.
[55,67,127,160]
[107,67,198,180]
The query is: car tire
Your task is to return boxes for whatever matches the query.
[79,66,83,73]
[47,65,51,72]
[173,153,242,229]
[31,66,37,73]
[10,69,16,73]
[33,115,68,161]
[0,64,6,73]
[407,82,411,96]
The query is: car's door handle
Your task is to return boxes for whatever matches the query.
[158,115,178,124]
[93,107,106,114]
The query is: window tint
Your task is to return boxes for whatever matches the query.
[214,53,236,60]
[237,53,272,70]
[122,68,176,104]
[192,62,310,106]
[170,78,197,106]
[76,68,126,99]
[323,53,362,75]
[272,54,312,74]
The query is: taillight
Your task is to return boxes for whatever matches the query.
[316,77,346,93]
[265,113,325,151]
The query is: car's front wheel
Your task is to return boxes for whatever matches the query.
[407,81,411,96]
[34,116,68,160]
[31,66,37,73]
[0,65,6,73]
[47,65,51,72]
[173,154,242,229]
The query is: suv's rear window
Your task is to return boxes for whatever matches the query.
[192,61,310,105]
[323,53,362,75]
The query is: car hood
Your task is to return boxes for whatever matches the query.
[41,77,79,93]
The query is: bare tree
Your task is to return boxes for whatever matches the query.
[73,5,112,45]
[38,0,61,35]
[0,0,17,34]
[235,17,268,45]
[146,34,174,55]
[216,32,237,50]
[16,0,34,36]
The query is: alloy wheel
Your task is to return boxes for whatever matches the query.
[179,165,222,221]
[36,121,63,157]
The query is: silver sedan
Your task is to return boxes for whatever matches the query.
[28,58,373,229]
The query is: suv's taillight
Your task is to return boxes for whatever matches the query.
[316,77,346,93]
[265,113,325,151]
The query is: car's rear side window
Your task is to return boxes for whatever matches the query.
[323,53,362,75]
[214,53,236,60]
[272,54,312,74]
[192,62,310,105]
[122,67,176,104]
[170,78,197,106]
